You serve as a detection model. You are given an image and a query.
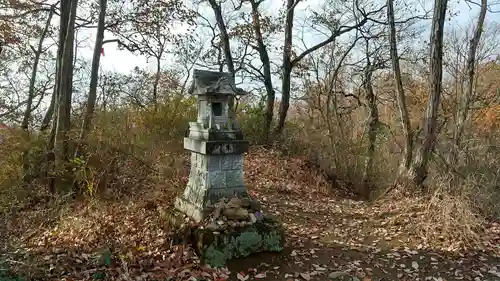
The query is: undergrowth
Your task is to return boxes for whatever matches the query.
[0,97,499,258]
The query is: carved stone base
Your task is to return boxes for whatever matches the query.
[184,138,249,155]
[175,152,248,222]
[174,197,206,222]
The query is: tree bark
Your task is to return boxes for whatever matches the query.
[46,0,70,191]
[78,0,107,144]
[325,37,359,141]
[408,0,448,187]
[52,0,78,191]
[387,0,413,175]
[40,89,55,132]
[361,43,379,197]
[451,0,487,163]
[249,0,275,142]
[275,0,295,135]
[21,5,54,183]
[152,55,161,109]
[207,0,237,130]
[207,0,235,75]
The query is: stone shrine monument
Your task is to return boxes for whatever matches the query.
[174,69,284,267]
[175,69,249,222]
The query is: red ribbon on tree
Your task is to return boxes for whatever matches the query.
[101,47,105,56]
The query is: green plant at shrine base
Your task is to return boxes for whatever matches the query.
[199,219,285,268]
[0,261,25,281]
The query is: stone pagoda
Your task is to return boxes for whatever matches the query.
[175,69,249,222]
[174,69,285,268]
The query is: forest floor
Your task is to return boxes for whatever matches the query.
[1,147,500,281]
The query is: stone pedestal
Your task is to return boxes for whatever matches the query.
[175,136,249,222]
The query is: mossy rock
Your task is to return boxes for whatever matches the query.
[0,261,25,281]
[192,216,285,268]
[0,274,25,281]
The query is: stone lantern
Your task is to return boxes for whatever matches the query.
[175,69,249,222]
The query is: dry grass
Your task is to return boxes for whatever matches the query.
[420,184,484,248]
[290,101,500,244]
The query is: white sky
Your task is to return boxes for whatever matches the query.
[78,0,293,73]
[77,0,496,75]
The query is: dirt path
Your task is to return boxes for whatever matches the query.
[224,187,500,281]
[225,149,500,281]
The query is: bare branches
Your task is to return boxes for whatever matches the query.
[102,38,138,53]
[290,4,386,67]
[464,0,500,12]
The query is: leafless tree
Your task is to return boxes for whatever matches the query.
[408,0,449,187]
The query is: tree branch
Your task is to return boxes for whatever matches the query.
[290,5,385,67]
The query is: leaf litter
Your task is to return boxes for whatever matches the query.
[0,147,499,280]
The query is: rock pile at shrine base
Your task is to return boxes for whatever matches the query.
[205,197,264,231]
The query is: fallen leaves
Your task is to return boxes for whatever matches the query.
[412,261,419,270]
[237,272,249,281]
[254,272,267,279]
[299,272,310,280]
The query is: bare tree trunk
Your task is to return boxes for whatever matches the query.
[207,0,238,130]
[451,0,487,163]
[248,0,275,143]
[152,56,160,109]
[21,6,54,183]
[46,0,70,192]
[22,6,54,131]
[180,63,195,95]
[274,0,371,135]
[207,0,235,75]
[275,0,296,135]
[387,0,413,175]
[100,73,107,111]
[408,0,448,187]
[78,0,107,145]
[40,90,55,131]
[361,44,379,197]
[325,38,359,141]
[53,0,78,191]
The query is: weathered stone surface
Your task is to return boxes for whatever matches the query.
[174,197,207,222]
[188,127,246,141]
[188,69,239,96]
[223,207,249,220]
[249,213,257,223]
[193,216,285,268]
[175,188,250,222]
[184,138,249,155]
[195,195,265,242]
[176,149,248,222]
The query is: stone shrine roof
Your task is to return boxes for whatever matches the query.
[188,69,246,96]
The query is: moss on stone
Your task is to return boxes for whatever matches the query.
[193,216,285,268]
[204,245,227,268]
[263,231,284,251]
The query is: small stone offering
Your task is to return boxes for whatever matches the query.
[202,196,263,231]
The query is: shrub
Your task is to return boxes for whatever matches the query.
[238,103,268,145]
